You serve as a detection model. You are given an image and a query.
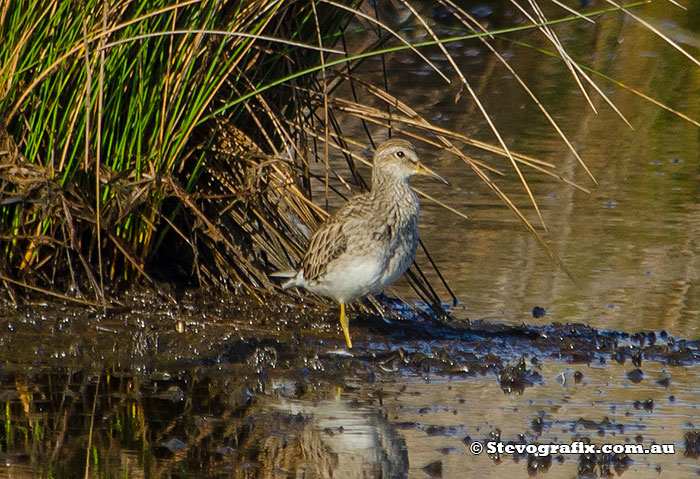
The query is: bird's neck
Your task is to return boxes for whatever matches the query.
[371,170,410,195]
[370,174,419,213]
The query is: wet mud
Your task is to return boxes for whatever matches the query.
[1,290,699,478]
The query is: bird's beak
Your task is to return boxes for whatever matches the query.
[417,163,450,186]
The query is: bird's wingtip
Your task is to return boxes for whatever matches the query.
[270,270,301,290]
[270,270,297,278]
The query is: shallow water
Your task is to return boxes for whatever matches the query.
[2,2,700,478]
[376,2,700,340]
[2,294,699,478]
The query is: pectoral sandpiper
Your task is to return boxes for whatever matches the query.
[276,139,448,348]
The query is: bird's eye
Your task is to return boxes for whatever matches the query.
[395,151,405,158]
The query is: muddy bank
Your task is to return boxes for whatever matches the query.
[3,289,698,377]
[1,290,699,478]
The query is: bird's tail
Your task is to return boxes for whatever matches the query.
[270,270,301,290]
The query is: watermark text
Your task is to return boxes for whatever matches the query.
[468,441,675,457]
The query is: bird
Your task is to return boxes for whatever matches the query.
[275,139,449,348]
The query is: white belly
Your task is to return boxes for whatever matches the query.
[297,186,420,305]
[306,253,384,303]
[307,228,417,303]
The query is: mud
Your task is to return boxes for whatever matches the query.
[4,288,696,382]
[1,290,699,478]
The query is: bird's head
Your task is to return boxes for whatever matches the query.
[373,139,449,185]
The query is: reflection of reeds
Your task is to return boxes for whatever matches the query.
[1,0,697,308]
[3,365,410,478]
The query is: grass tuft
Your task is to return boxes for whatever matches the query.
[1,0,697,314]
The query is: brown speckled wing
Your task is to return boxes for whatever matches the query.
[302,194,373,283]
[302,221,347,282]
[302,218,347,283]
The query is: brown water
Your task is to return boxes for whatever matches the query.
[379,2,700,339]
[2,2,700,478]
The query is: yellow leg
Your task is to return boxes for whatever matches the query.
[339,302,352,348]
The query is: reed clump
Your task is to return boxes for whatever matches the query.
[1,0,695,311]
[0,0,356,304]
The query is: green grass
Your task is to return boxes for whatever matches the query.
[0,0,356,303]
[1,0,696,310]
